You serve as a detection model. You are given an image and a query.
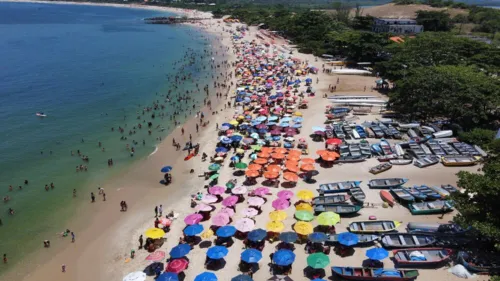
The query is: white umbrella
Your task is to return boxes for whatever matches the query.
[123,271,146,281]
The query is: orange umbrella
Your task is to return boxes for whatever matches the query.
[257,152,271,158]
[245,170,260,178]
[275,148,287,154]
[283,172,299,182]
[287,155,301,162]
[263,171,279,179]
[248,164,262,171]
[300,164,315,172]
[271,153,286,160]
[285,160,299,167]
[267,165,281,174]
[254,158,268,165]
[321,152,339,161]
[288,149,302,156]
[285,164,299,173]
[261,147,274,154]
[316,149,328,156]
[301,158,315,164]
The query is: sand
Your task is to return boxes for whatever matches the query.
[1,2,487,281]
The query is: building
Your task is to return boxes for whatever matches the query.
[372,18,423,34]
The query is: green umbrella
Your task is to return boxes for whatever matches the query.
[235,162,248,169]
[251,145,262,151]
[307,252,330,269]
[209,174,220,181]
[208,164,221,171]
[226,181,235,189]
[294,210,314,222]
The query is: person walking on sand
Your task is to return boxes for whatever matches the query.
[181,128,184,135]
[138,234,144,249]
[154,206,158,217]
[159,205,163,217]
[103,193,106,201]
[91,192,95,203]
[71,232,75,243]
[62,264,66,272]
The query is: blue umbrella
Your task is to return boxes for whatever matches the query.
[231,135,243,142]
[169,244,191,259]
[215,147,228,153]
[161,166,173,173]
[312,126,326,132]
[184,224,204,236]
[308,232,328,243]
[207,246,229,259]
[241,249,263,263]
[157,272,179,281]
[231,275,253,281]
[272,136,281,141]
[251,120,261,126]
[256,116,267,122]
[305,78,312,82]
[293,117,303,123]
[221,123,233,128]
[258,129,268,134]
[336,232,359,246]
[292,123,302,128]
[279,232,298,243]
[194,272,218,281]
[240,124,249,130]
[247,228,267,242]
[216,226,237,238]
[366,248,389,260]
[311,279,326,281]
[221,137,233,144]
[268,116,278,121]
[279,123,290,128]
[250,133,259,139]
[266,122,277,126]
[294,79,301,84]
[273,249,296,266]
[230,156,240,161]
[269,95,277,100]
[220,125,230,131]
[281,117,292,122]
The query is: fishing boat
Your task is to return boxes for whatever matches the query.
[380,190,396,207]
[427,186,450,198]
[365,127,375,138]
[356,126,367,138]
[406,222,469,235]
[371,126,385,138]
[457,251,500,274]
[360,141,372,157]
[408,200,454,215]
[388,125,402,139]
[393,248,453,266]
[380,139,393,155]
[348,220,401,233]
[398,123,420,130]
[352,129,360,139]
[381,233,436,248]
[420,144,432,155]
[441,155,478,166]
[439,142,460,155]
[394,144,405,156]
[433,130,453,138]
[36,112,47,117]
[402,186,427,201]
[333,125,345,139]
[409,143,426,159]
[426,140,446,157]
[326,234,379,246]
[343,125,353,137]
[413,185,441,200]
[314,204,362,215]
[391,188,415,203]
[370,163,392,174]
[413,156,439,168]
[331,267,419,281]
[318,181,361,194]
[312,194,350,205]
[371,144,383,155]
[335,156,366,163]
[452,142,481,156]
[377,154,399,162]
[339,145,350,157]
[349,143,362,158]
[474,145,488,157]
[389,159,412,165]
[368,178,408,189]
[440,184,458,194]
[349,187,366,203]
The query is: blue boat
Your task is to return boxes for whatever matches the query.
[413,185,441,200]
[356,126,367,138]
[402,186,427,201]
[318,181,361,194]
[371,144,383,155]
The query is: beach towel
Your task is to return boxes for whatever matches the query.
[409,251,426,261]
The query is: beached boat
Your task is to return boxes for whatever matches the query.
[409,143,426,159]
[426,140,446,157]
[343,125,353,137]
[389,159,412,165]
[452,142,481,156]
[381,233,436,248]
[393,248,452,266]
[380,139,393,155]
[333,125,345,139]
[441,155,478,166]
[398,123,420,130]
[371,126,385,138]
[439,142,460,155]
[408,200,454,215]
[335,156,366,163]
[377,154,399,162]
[402,187,427,201]
[326,234,380,246]
[349,220,401,233]
[314,204,362,215]
[413,185,441,200]
[352,129,360,139]
[420,144,432,155]
[440,184,458,194]
[368,178,408,189]
[457,251,500,274]
[349,187,366,203]
[349,143,362,157]
[370,163,392,174]
[407,129,418,139]
[360,141,372,157]
[318,181,361,194]
[339,144,350,157]
[433,130,453,138]
[427,186,450,198]
[474,145,488,157]
[394,144,405,156]
[312,194,350,205]
[356,126,367,138]
[413,156,439,168]
[391,188,415,203]
[388,125,402,139]
[332,267,419,281]
[371,144,383,155]
[380,190,396,207]
[406,222,469,235]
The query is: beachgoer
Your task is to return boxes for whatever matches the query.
[71,232,75,243]
[91,192,95,203]
[159,205,163,216]
[103,193,106,201]
[62,264,66,272]
[154,206,158,217]
[3,254,7,264]
[73,189,76,197]
[138,235,144,249]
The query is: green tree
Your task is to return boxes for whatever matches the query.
[458,129,496,147]
[351,15,375,30]
[416,10,452,31]
[324,30,389,62]
[452,14,468,34]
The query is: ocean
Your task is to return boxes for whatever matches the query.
[0,1,216,271]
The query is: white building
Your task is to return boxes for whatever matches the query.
[372,18,423,34]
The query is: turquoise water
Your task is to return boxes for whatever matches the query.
[0,1,216,271]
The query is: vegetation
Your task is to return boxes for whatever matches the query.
[458,128,497,147]
[415,10,452,31]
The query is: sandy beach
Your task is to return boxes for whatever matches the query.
[0,2,488,281]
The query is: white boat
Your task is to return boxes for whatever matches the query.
[433,130,453,138]
[421,126,436,133]
[352,130,360,139]
[330,99,387,105]
[36,112,47,117]
[474,145,488,157]
[390,159,413,165]
[420,144,433,155]
[398,123,420,129]
[394,144,405,156]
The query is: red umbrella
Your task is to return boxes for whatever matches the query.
[166,258,189,273]
[326,138,342,145]
[146,250,166,262]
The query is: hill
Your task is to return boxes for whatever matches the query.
[352,3,468,18]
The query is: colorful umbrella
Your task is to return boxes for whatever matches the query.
[219,207,235,217]
[208,163,221,171]
[264,171,279,179]
[212,213,230,226]
[325,138,342,145]
[272,198,291,210]
[123,272,146,281]
[283,172,299,182]
[222,195,239,207]
[316,149,328,156]
[294,221,314,235]
[202,194,218,204]
[266,164,281,173]
[307,253,330,269]
[252,187,270,197]
[317,211,340,226]
[301,158,315,164]
[254,158,269,165]
[266,221,285,232]
[248,164,262,171]
[235,162,248,169]
[247,196,266,207]
[257,152,271,158]
[241,207,259,217]
[277,190,294,200]
[184,213,203,225]
[240,248,262,264]
[247,228,267,242]
[321,152,339,161]
[157,272,179,281]
[161,166,173,173]
[183,224,204,236]
[294,210,314,221]
[336,232,359,246]
[308,232,328,243]
[207,246,229,259]
[275,148,288,154]
[209,174,220,180]
[194,272,218,281]
[145,228,165,239]
[165,259,189,273]
[366,248,389,260]
[288,149,302,156]
[295,202,313,212]
[300,164,315,172]
[159,217,172,226]
[271,153,286,160]
[287,155,301,162]
[195,204,214,212]
[245,169,260,177]
[296,190,314,200]
[209,186,225,195]
[279,232,298,243]
[169,244,191,259]
[273,249,296,266]
[233,218,254,232]
[146,251,165,261]
[216,225,237,237]
[269,210,287,221]
[232,186,248,195]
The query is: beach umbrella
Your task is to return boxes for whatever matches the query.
[213,157,224,163]
[247,228,267,242]
[270,129,281,136]
[283,172,299,182]
[325,138,342,145]
[277,190,294,200]
[250,145,262,151]
[231,155,240,162]
[258,152,271,158]
[279,232,298,243]
[307,170,320,177]
[169,244,191,259]
[271,153,286,160]
[159,217,172,227]
[269,210,287,221]
[264,171,280,179]
[267,164,281,173]
[194,272,218,281]
[296,190,314,200]
[229,120,239,126]
[209,186,226,195]
[292,123,302,128]
[268,115,279,121]
[312,126,325,132]
[161,166,173,173]
[212,213,230,226]
[314,131,325,136]
[221,137,233,144]
[287,154,301,162]
[232,275,253,281]
[301,158,315,164]
[216,225,237,238]
[144,228,165,239]
[293,117,303,123]
[321,151,339,162]
[157,272,179,281]
[308,232,328,243]
[222,195,239,207]
[146,251,166,262]
[183,224,204,236]
[184,213,203,225]
[294,111,303,117]
[165,259,189,274]
[242,138,255,144]
[123,271,146,281]
[248,196,265,207]
[295,202,313,212]
[241,207,259,217]
[232,186,248,195]
[294,210,314,222]
[300,164,315,172]
[208,163,221,171]
[252,187,270,197]
[241,248,263,263]
[207,246,229,259]
[285,164,299,173]
[245,169,260,178]
[317,211,340,226]
[316,149,328,156]
[143,262,164,276]
[202,194,218,204]
[219,207,235,217]
[272,198,291,210]
[266,221,285,233]
[294,221,313,235]
[231,135,243,142]
[235,162,248,169]
[215,147,228,153]
[248,163,262,171]
[366,248,389,261]
[307,253,330,269]
[209,174,220,181]
[273,250,296,266]
[336,232,359,246]
[253,158,268,165]
[236,148,245,154]
[235,218,255,232]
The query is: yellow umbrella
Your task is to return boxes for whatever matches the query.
[236,148,245,154]
[144,228,165,239]
[317,211,341,226]
[295,202,313,212]
[297,190,314,201]
[201,228,214,239]
[237,115,245,120]
[266,221,285,232]
[294,221,313,235]
[269,210,287,221]
[229,120,239,126]
[294,111,303,117]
